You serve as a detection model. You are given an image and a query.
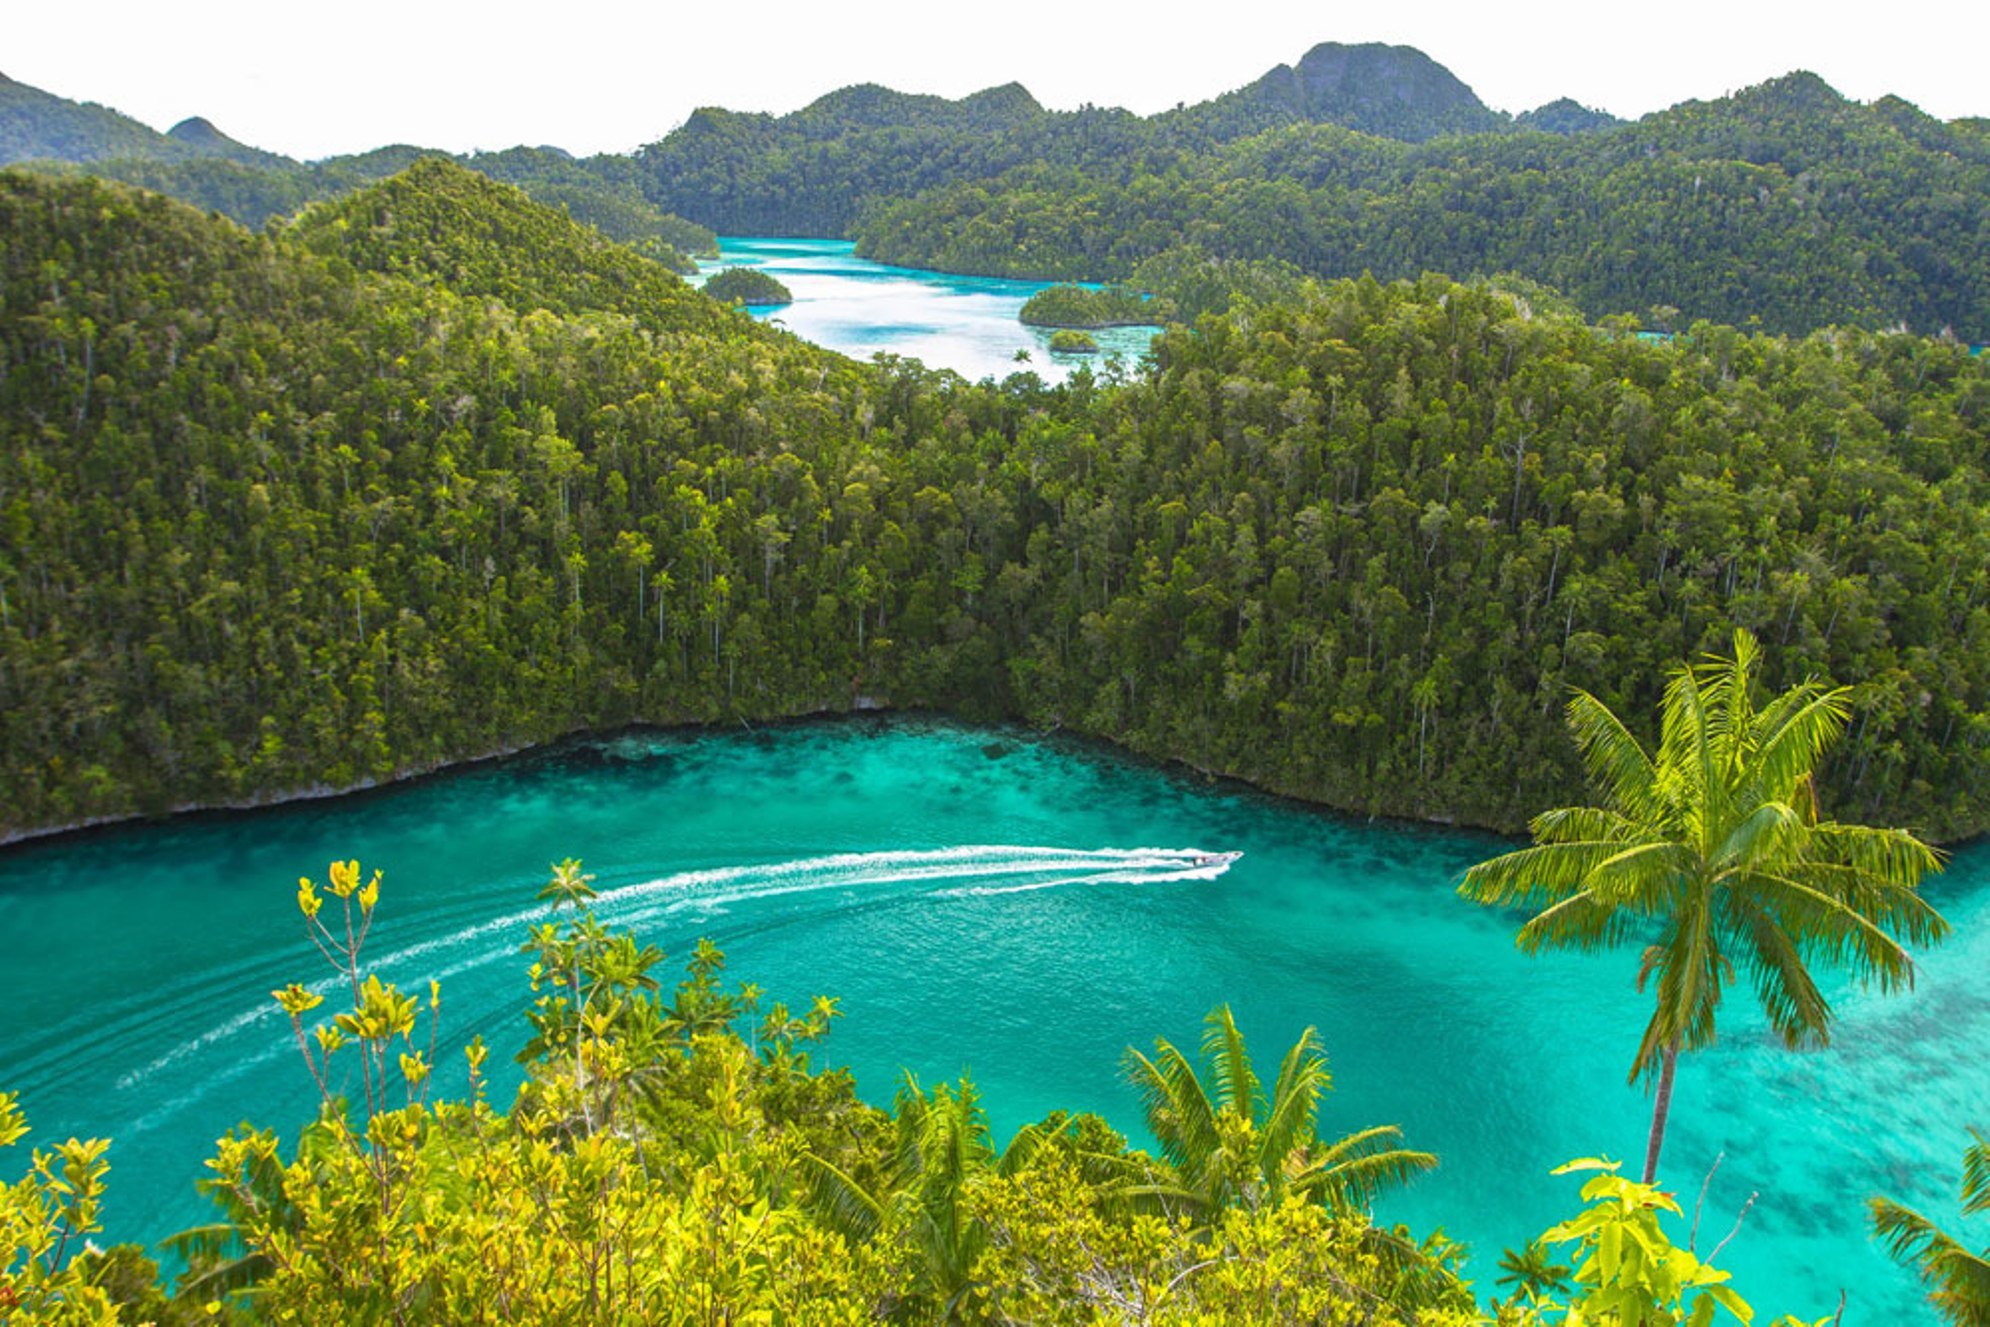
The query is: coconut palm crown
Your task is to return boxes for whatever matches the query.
[1460,629,1948,1184]
[1123,1003,1436,1222]
[1870,1128,1990,1324]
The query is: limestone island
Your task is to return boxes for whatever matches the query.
[1047,328,1100,355]
[1020,283,1160,329]
[704,266,792,307]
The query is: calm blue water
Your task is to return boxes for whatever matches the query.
[693,238,1162,384]
[0,718,1979,1321]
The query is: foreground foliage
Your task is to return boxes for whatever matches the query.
[3,855,1841,1324]
[0,1092,117,1323]
[187,860,1484,1322]
[1537,1160,1826,1327]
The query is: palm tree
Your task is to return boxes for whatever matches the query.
[1461,629,1948,1183]
[802,1074,1046,1321]
[1494,1237,1574,1306]
[1122,1003,1435,1223]
[1870,1128,1990,1324]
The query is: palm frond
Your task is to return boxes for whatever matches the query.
[1628,908,1725,1079]
[1748,686,1852,799]
[1629,1003,1673,1084]
[1530,805,1640,845]
[1514,889,1637,955]
[1747,670,1823,741]
[1201,1004,1261,1119]
[1358,1221,1475,1313]
[1712,801,1806,875]
[996,1121,1050,1178]
[1115,1178,1212,1231]
[1124,1041,1219,1173]
[1965,1130,1990,1218]
[163,1224,271,1303]
[171,1252,273,1305]
[1662,663,1728,858]
[1744,871,1921,993]
[1259,1029,1326,1169]
[1298,1124,1437,1207]
[1461,840,1640,909]
[1705,628,1761,757]
[1871,1195,1990,1321]
[1748,859,1949,954]
[1806,821,1948,894]
[925,1079,994,1205]
[799,1150,888,1244]
[1586,840,1692,909]
[1566,688,1659,815]
[1726,894,1833,1049]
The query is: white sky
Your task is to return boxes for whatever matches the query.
[7,0,1987,161]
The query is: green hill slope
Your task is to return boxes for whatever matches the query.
[4,166,1989,842]
[854,72,1990,338]
[0,70,196,163]
[1,72,714,264]
[284,157,725,326]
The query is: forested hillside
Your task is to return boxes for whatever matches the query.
[852,73,1990,339]
[0,70,191,163]
[3,164,1988,843]
[28,143,718,269]
[2,72,715,265]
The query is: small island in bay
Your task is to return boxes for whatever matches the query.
[1047,328,1100,354]
[703,266,792,306]
[1019,283,1159,328]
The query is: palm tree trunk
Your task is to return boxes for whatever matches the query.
[1642,1042,1680,1184]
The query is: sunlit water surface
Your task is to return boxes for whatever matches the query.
[1,719,1981,1322]
[693,238,1161,383]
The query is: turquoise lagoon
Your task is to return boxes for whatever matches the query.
[693,238,1162,383]
[1,719,1981,1322]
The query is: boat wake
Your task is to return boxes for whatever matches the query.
[109,845,1237,1106]
[598,844,1237,920]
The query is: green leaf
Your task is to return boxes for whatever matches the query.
[1599,1220,1623,1282]
[1706,1282,1753,1322]
[1553,1156,1619,1176]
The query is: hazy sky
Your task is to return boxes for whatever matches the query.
[9,0,1987,160]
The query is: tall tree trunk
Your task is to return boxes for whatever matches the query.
[1642,1042,1681,1184]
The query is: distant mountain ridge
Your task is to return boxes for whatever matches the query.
[1514,97,1622,134]
[0,69,213,165]
[1190,41,1506,141]
[8,47,1987,336]
[792,80,1046,135]
[1,38,1615,185]
[628,41,1630,234]
[0,72,716,267]
[848,65,1990,338]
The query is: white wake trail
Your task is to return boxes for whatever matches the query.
[119,846,1236,1099]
